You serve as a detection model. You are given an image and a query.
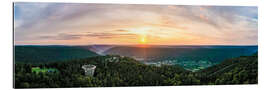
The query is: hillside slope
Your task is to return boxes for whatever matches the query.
[15,46,98,63]
[197,54,258,84]
[104,46,257,71]
[104,46,257,62]
[15,54,257,88]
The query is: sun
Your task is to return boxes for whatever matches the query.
[140,37,146,44]
[139,35,148,45]
[138,36,149,47]
[124,26,150,45]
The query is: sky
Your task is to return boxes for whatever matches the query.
[14,3,258,45]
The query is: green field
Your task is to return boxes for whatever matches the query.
[31,67,58,74]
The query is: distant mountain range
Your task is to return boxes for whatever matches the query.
[14,45,258,71]
[15,45,98,63]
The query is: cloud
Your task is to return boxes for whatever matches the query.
[114,29,129,32]
[39,32,138,40]
[85,32,138,39]
[14,3,258,45]
[39,33,81,40]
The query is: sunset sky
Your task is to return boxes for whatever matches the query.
[14,3,258,45]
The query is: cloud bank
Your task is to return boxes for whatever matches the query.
[14,3,258,45]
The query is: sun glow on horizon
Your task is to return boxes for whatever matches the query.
[124,27,151,45]
[140,36,147,44]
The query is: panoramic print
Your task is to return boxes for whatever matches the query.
[14,2,258,88]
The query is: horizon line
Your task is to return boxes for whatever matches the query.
[14,44,258,46]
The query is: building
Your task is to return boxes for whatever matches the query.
[105,56,120,62]
[82,64,96,76]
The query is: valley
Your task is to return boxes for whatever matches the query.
[14,45,258,88]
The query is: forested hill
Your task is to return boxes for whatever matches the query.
[15,54,257,88]
[15,46,98,63]
[197,53,258,84]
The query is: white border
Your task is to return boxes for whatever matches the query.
[12,0,259,6]
[1,0,269,90]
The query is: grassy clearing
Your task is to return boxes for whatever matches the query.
[31,67,58,74]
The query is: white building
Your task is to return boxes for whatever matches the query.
[82,64,96,76]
